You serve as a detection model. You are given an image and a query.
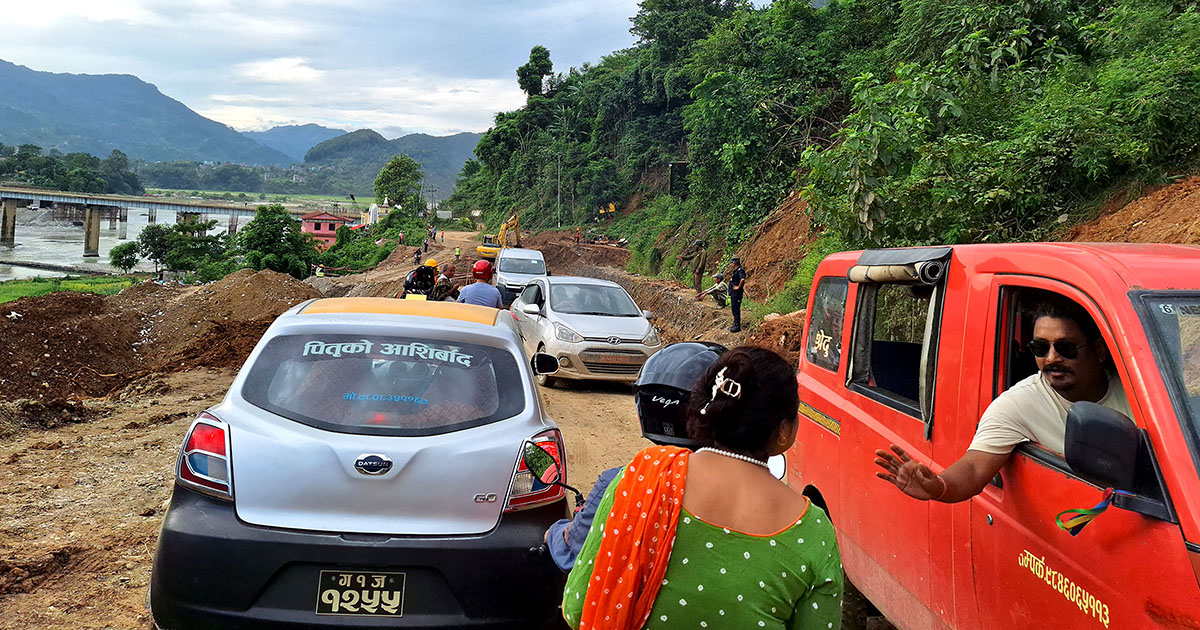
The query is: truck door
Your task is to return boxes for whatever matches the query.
[839,278,946,628]
[970,277,1194,629]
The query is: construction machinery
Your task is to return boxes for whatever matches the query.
[477,213,520,259]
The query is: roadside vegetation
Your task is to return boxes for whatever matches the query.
[444,0,1200,316]
[0,144,143,194]
[0,275,137,304]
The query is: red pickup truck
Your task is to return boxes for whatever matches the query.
[789,243,1200,629]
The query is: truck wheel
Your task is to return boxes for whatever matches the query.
[535,345,560,388]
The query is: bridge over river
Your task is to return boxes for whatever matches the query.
[0,185,338,259]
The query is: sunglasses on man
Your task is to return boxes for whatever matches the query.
[1027,339,1089,360]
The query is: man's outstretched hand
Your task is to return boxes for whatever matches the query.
[874,444,943,501]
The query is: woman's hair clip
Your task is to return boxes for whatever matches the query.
[699,367,742,415]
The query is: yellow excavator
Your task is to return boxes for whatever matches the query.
[477,213,520,259]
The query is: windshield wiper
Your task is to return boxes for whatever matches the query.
[570,311,614,316]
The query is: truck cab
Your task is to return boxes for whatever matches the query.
[790,243,1200,629]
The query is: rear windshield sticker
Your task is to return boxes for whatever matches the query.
[343,392,429,405]
[302,339,474,366]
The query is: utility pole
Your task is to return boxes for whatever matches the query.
[556,153,562,228]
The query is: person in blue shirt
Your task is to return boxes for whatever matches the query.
[457,259,503,308]
[544,342,727,571]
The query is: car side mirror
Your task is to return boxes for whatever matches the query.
[530,352,559,375]
[546,270,552,276]
[1065,401,1139,491]
[522,441,561,485]
[522,303,541,317]
[642,309,654,320]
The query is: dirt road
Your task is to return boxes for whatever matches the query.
[0,228,888,629]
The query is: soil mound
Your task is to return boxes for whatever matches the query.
[737,193,816,300]
[0,548,78,595]
[0,293,143,401]
[748,311,808,366]
[524,231,631,274]
[143,269,321,371]
[1067,176,1200,243]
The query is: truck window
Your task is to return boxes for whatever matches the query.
[850,282,942,421]
[806,277,848,372]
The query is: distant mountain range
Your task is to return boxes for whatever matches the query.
[0,59,292,165]
[0,59,483,196]
[243,123,346,163]
[304,129,482,199]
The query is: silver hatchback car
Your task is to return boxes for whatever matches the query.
[510,276,662,386]
[150,298,570,629]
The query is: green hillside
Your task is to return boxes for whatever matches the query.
[0,59,292,166]
[445,0,1200,280]
[243,124,347,163]
[304,129,481,200]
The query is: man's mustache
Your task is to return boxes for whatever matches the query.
[1043,364,1074,374]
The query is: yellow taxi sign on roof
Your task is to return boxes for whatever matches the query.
[300,297,499,325]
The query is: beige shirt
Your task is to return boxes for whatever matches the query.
[968,372,1132,455]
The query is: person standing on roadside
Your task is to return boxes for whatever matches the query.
[676,239,708,293]
[399,230,405,245]
[454,246,461,262]
[729,256,746,332]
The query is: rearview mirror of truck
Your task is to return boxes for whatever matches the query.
[1064,401,1139,491]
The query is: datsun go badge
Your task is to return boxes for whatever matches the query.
[354,454,393,476]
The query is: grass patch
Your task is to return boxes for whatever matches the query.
[0,275,139,304]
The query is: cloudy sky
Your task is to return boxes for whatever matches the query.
[1,0,644,137]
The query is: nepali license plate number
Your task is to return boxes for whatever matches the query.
[315,570,405,617]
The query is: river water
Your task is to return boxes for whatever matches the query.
[0,207,238,280]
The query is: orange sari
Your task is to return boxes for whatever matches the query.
[578,445,690,630]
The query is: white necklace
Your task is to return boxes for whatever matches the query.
[696,447,769,469]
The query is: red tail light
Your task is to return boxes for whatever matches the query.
[176,412,233,501]
[506,429,566,511]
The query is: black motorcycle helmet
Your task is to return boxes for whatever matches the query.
[403,266,437,295]
[634,341,727,448]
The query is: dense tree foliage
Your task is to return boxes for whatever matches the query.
[374,154,424,208]
[446,0,1200,286]
[235,204,319,279]
[0,144,144,194]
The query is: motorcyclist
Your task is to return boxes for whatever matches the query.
[544,341,727,572]
[401,259,438,298]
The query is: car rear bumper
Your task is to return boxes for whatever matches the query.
[151,488,569,630]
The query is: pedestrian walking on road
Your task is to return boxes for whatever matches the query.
[454,246,461,261]
[562,347,843,630]
[423,238,429,253]
[440,230,445,243]
[729,256,746,332]
[676,239,709,293]
[412,249,421,266]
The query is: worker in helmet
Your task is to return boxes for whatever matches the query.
[457,259,502,308]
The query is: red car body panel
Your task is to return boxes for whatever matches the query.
[790,243,1200,630]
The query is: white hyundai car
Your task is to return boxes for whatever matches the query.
[149,297,570,629]
[510,276,661,386]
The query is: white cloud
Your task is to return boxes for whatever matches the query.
[0,0,640,136]
[233,58,324,84]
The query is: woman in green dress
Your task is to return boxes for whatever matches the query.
[563,346,842,630]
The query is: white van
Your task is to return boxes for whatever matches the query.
[493,248,548,306]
